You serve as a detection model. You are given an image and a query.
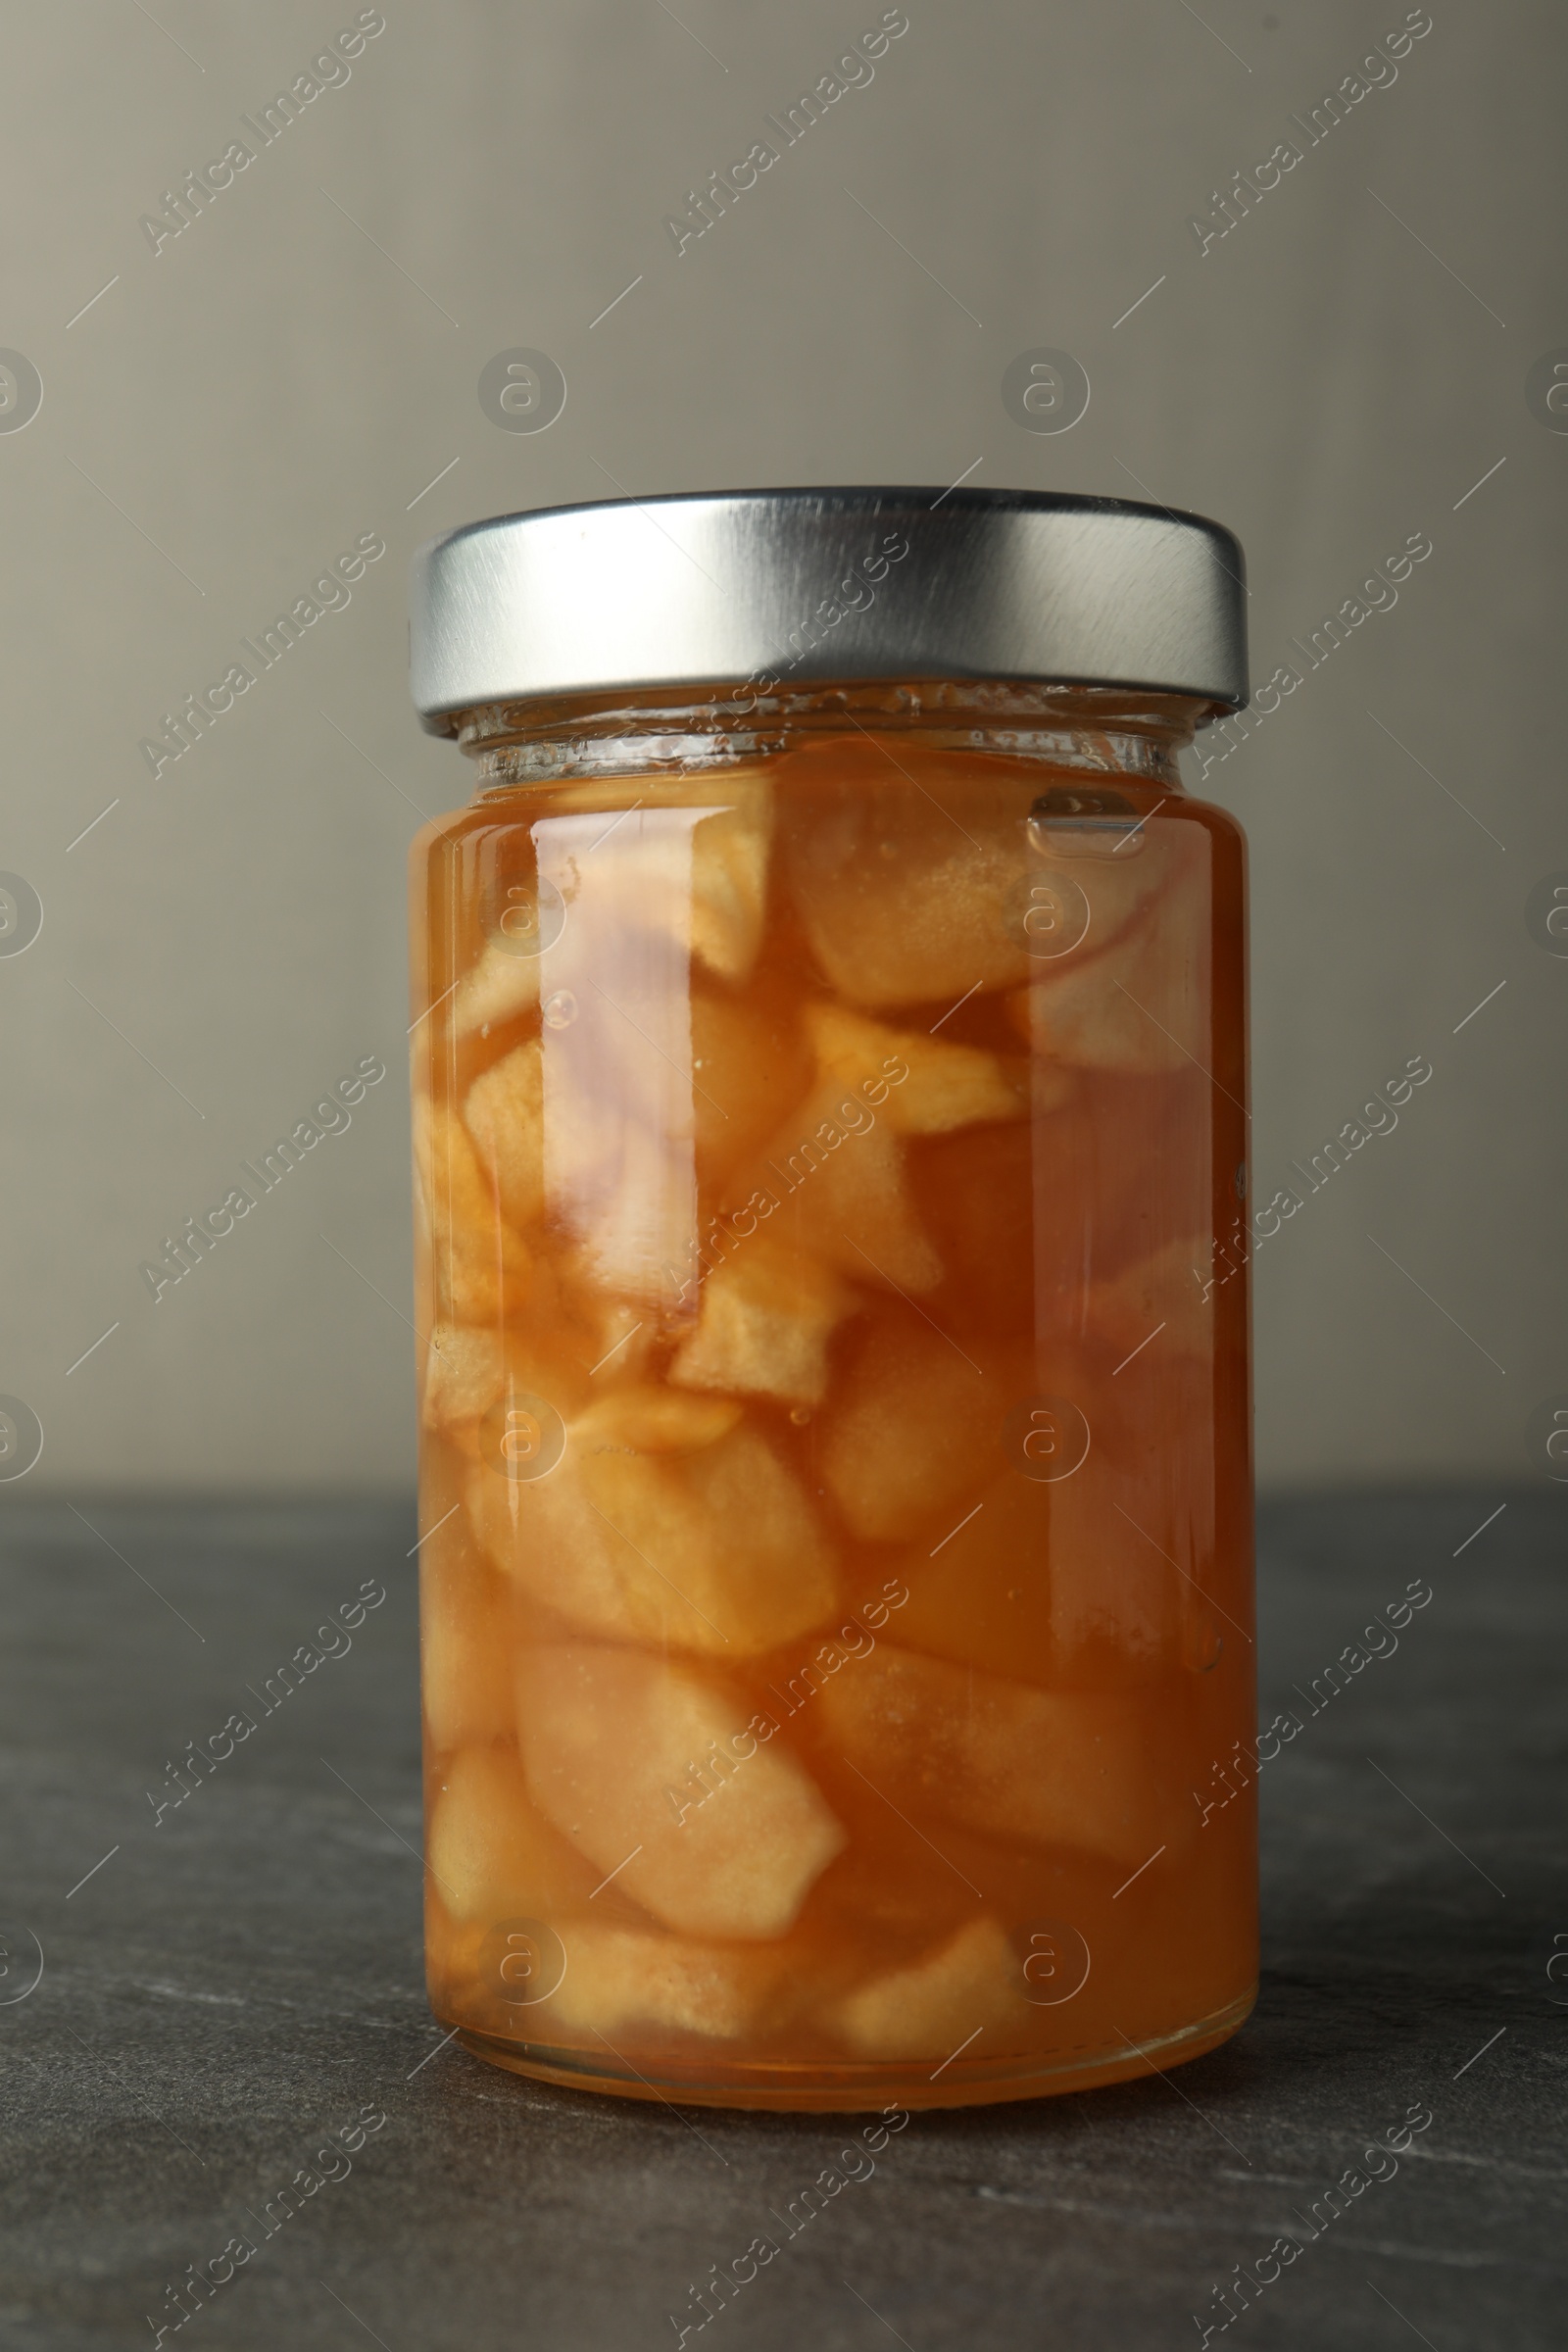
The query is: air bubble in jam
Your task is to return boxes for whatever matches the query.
[408,710,1254,2110]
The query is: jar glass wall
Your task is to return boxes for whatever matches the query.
[408,678,1254,2111]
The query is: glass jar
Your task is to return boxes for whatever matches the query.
[406,489,1254,2111]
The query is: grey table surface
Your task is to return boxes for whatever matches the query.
[0,1489,1562,2351]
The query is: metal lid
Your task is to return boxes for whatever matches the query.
[409,486,1249,730]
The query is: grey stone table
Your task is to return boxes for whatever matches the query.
[1,1490,1563,2351]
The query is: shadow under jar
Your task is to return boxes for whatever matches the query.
[405,487,1256,2111]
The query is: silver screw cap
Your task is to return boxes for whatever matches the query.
[410,485,1249,730]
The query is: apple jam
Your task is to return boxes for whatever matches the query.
[407,682,1254,2110]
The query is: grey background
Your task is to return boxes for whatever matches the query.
[0,0,1562,1496]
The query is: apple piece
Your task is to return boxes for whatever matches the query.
[534,1033,639,1238]
[690,776,775,982]
[821,1307,997,1544]
[426,1744,601,1923]
[758,1082,942,1294]
[669,1235,855,1407]
[571,1386,744,1456]
[518,787,785,1301]
[421,1324,506,1434]
[690,986,812,1189]
[780,742,1029,1008]
[518,1644,846,1939]
[414,1097,532,1323]
[806,1002,1029,1135]
[547,1922,793,2042]
[493,1287,600,1428]
[818,1643,1180,1868]
[534,776,774,985]
[448,939,542,1042]
[464,1040,546,1232]
[538,1014,695,1311]
[466,1418,838,1656]
[908,1122,1047,1346]
[575,1296,655,1383]
[1007,860,1207,1078]
[419,1508,516,1751]
[832,1916,1027,2059]
[530,810,700,1308]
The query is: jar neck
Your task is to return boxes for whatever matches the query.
[449,679,1215,795]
